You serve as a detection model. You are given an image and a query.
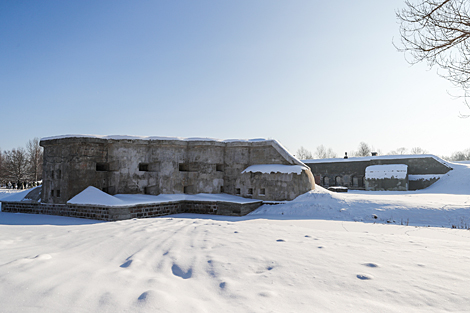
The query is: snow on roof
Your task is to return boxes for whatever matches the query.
[40,134,306,167]
[365,164,408,180]
[242,164,308,175]
[67,186,261,207]
[40,134,269,143]
[302,154,451,168]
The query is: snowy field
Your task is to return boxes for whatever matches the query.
[1,161,470,312]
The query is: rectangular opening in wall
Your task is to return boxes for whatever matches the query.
[216,164,224,172]
[96,163,109,171]
[57,170,61,179]
[56,189,60,197]
[51,170,54,179]
[102,187,108,193]
[139,163,149,172]
[183,185,194,194]
[259,188,265,196]
[179,163,189,172]
[247,188,253,195]
[51,189,54,197]
[236,188,241,195]
[220,186,224,193]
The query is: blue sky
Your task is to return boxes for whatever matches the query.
[1,1,468,156]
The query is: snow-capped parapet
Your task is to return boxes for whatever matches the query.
[40,134,270,143]
[365,164,408,180]
[242,164,308,175]
[303,154,451,168]
[40,135,305,167]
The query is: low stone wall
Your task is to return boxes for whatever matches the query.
[1,200,262,221]
[2,202,113,220]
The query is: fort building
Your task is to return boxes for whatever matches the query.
[2,135,315,220]
[303,154,452,191]
[39,135,315,204]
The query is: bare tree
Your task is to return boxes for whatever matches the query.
[389,147,408,155]
[411,147,428,154]
[396,0,470,102]
[26,138,43,182]
[449,148,470,160]
[314,145,337,159]
[355,142,372,157]
[3,148,28,186]
[0,149,4,185]
[296,146,314,160]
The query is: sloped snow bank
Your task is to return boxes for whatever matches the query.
[251,161,470,228]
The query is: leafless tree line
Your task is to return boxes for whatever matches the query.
[296,142,429,160]
[0,138,43,189]
[442,148,470,161]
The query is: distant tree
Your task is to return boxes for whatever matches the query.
[314,145,337,159]
[396,0,470,103]
[4,147,28,185]
[449,149,470,161]
[389,147,408,155]
[0,149,4,185]
[26,138,43,182]
[410,147,428,154]
[296,146,314,160]
[355,142,372,157]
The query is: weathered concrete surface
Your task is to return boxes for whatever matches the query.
[40,136,315,204]
[365,178,409,191]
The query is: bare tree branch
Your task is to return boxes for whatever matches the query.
[396,0,470,104]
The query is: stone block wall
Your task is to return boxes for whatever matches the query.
[1,200,262,221]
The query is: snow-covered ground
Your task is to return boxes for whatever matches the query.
[1,161,470,312]
[252,161,470,228]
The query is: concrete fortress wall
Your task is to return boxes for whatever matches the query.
[304,155,452,191]
[40,136,315,204]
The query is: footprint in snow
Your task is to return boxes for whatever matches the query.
[98,292,114,306]
[34,254,52,260]
[219,282,226,289]
[171,263,193,279]
[356,274,373,280]
[276,239,285,242]
[138,290,154,301]
[120,260,133,268]
[363,263,379,268]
